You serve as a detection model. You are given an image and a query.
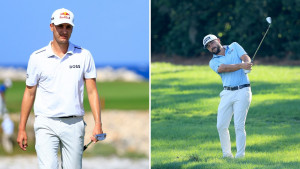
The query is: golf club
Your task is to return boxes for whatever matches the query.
[252,17,272,62]
[83,133,107,151]
[244,17,271,74]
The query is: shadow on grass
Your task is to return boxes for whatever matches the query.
[151,79,295,111]
[151,161,190,169]
[151,157,300,169]
[152,77,300,168]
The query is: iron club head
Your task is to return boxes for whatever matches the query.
[266,17,272,24]
[95,133,106,141]
[83,133,107,151]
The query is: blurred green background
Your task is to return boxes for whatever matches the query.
[4,81,149,112]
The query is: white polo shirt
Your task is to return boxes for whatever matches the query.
[26,41,97,117]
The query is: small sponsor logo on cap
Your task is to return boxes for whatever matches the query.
[60,12,70,19]
[204,37,211,45]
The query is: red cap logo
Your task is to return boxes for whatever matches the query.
[60,12,70,19]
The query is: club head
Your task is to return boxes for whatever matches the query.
[266,17,272,24]
[95,133,106,141]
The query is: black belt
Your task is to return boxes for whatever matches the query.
[223,84,250,91]
[58,116,77,118]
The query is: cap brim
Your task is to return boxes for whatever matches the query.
[52,21,74,27]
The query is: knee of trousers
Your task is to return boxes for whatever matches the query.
[217,124,228,132]
[234,124,245,131]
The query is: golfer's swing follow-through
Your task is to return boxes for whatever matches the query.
[244,17,272,73]
[203,17,271,158]
[17,8,105,169]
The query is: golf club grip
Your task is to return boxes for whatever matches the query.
[83,145,88,151]
[83,140,93,151]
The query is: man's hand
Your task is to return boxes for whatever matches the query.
[17,130,28,151]
[17,85,36,151]
[240,62,253,70]
[90,123,103,143]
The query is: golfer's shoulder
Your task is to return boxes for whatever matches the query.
[72,43,91,55]
[74,44,82,51]
[229,42,245,50]
[79,48,93,59]
[33,46,47,55]
[30,46,48,61]
[228,42,240,48]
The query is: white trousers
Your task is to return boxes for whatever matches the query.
[34,116,85,169]
[217,87,252,158]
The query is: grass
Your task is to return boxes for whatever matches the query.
[151,62,300,169]
[4,81,149,112]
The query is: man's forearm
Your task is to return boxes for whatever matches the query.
[241,54,251,62]
[218,54,253,73]
[19,86,36,130]
[88,91,102,124]
[218,64,243,73]
[85,79,102,125]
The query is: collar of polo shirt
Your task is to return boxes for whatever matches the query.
[46,41,75,58]
[212,45,228,58]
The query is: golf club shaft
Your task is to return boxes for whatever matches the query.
[252,24,271,62]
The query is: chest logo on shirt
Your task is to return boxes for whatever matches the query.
[69,65,80,69]
[228,49,234,54]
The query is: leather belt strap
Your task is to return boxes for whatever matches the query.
[223,84,250,91]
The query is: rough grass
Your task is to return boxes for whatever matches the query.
[151,62,300,169]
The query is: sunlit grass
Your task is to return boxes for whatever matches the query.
[151,62,300,169]
[4,81,149,112]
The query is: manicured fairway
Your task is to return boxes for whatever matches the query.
[4,81,149,112]
[151,62,300,169]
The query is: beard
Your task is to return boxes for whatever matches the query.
[212,46,221,55]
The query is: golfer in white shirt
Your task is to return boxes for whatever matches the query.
[17,8,103,169]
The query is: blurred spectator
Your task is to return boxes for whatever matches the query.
[1,113,14,153]
[0,78,12,117]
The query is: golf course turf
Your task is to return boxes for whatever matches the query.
[151,62,300,169]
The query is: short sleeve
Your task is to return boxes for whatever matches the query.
[83,50,97,79]
[233,42,247,58]
[26,54,40,86]
[209,58,222,74]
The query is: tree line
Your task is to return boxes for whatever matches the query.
[152,0,300,60]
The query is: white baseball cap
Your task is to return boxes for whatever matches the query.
[203,34,218,48]
[51,8,75,26]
